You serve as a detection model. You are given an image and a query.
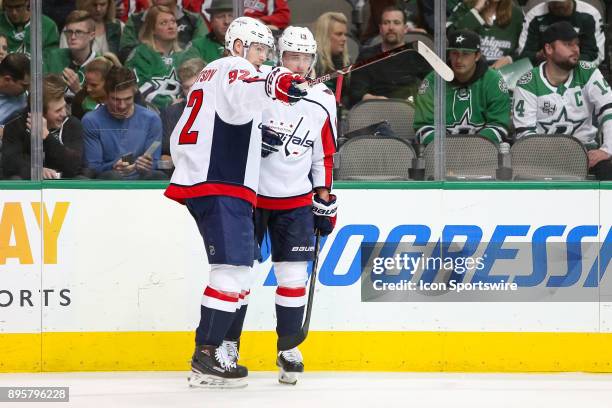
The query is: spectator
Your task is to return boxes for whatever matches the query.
[71,54,121,119]
[159,57,206,173]
[2,74,84,179]
[414,29,510,144]
[405,0,461,36]
[44,11,98,98]
[116,0,149,23]
[82,66,165,180]
[349,5,431,106]
[125,5,183,110]
[0,34,8,62]
[518,0,604,66]
[119,0,207,62]
[0,53,29,140]
[362,0,407,43]
[62,0,123,55]
[448,0,524,69]
[180,0,232,64]
[313,12,350,100]
[243,0,291,31]
[42,0,76,31]
[513,21,612,180]
[0,0,59,54]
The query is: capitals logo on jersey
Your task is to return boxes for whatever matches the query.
[261,117,315,159]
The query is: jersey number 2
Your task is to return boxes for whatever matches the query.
[179,89,204,144]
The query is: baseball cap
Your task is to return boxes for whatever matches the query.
[447,29,480,52]
[541,21,578,45]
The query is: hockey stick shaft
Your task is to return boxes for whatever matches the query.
[277,232,321,351]
[297,40,453,91]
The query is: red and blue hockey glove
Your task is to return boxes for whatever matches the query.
[265,67,308,104]
[261,125,284,157]
[312,193,337,237]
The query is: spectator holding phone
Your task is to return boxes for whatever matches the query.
[82,66,167,179]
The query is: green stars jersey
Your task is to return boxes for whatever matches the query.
[180,33,224,65]
[125,44,183,110]
[448,4,524,63]
[43,49,99,90]
[512,60,612,155]
[0,12,59,55]
[414,60,511,144]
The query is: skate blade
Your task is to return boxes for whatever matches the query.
[188,370,248,389]
[278,369,298,385]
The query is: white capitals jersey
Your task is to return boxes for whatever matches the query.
[257,82,338,210]
[513,61,612,155]
[165,56,279,206]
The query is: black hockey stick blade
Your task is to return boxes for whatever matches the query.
[277,232,321,351]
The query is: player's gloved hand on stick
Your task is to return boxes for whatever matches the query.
[261,125,283,157]
[265,67,308,104]
[312,193,337,236]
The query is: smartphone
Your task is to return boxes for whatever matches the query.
[121,153,135,164]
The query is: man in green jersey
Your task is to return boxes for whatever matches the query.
[180,0,233,65]
[518,0,604,66]
[44,11,98,98]
[513,21,612,180]
[414,29,510,145]
[0,0,58,55]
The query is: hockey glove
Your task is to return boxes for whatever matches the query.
[312,193,338,237]
[265,67,308,104]
[261,125,284,157]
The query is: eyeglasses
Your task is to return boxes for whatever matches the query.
[63,29,91,38]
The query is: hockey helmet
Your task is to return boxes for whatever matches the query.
[225,16,275,56]
[278,26,317,75]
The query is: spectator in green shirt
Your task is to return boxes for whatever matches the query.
[0,0,59,55]
[44,11,99,98]
[448,0,524,69]
[180,0,233,65]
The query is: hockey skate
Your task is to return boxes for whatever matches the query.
[276,347,304,385]
[188,344,248,388]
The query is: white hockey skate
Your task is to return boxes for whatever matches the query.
[188,344,248,389]
[276,347,304,385]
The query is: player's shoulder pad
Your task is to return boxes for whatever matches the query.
[257,64,273,76]
[309,83,337,110]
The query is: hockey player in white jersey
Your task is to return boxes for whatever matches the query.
[164,16,307,388]
[513,21,612,180]
[220,26,338,385]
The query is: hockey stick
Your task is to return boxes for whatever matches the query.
[277,232,321,351]
[297,40,453,91]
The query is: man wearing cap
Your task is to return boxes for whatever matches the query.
[517,0,604,66]
[414,29,510,145]
[180,0,234,64]
[513,21,612,180]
